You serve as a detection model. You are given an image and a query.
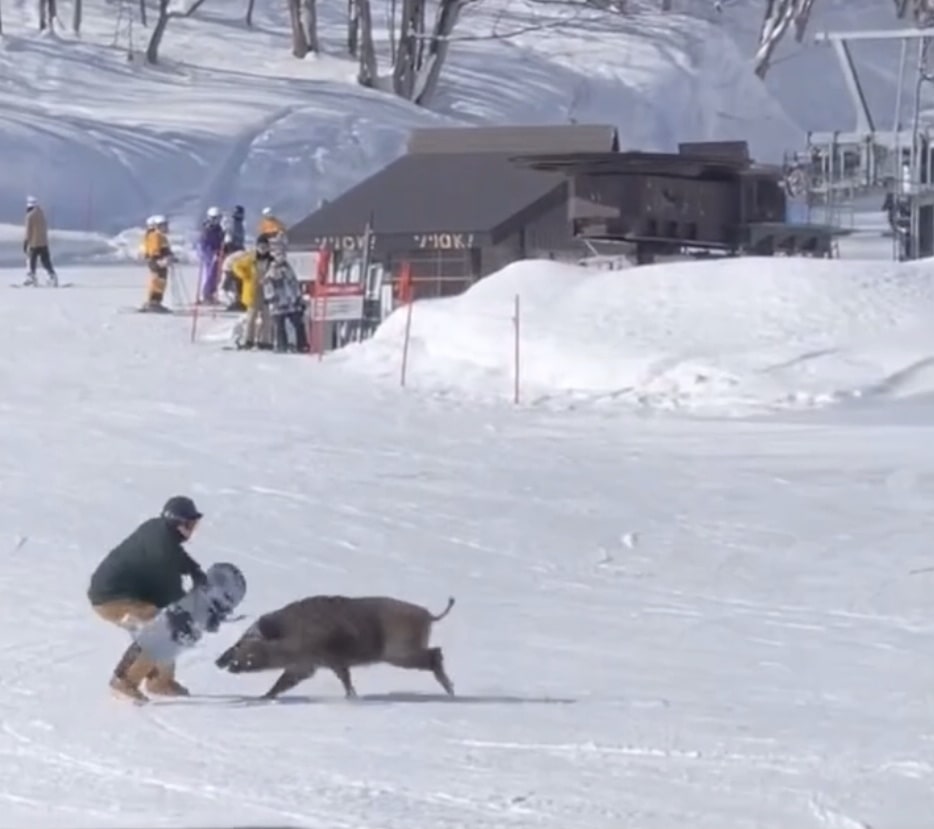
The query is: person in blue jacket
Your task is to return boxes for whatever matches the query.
[198,207,225,304]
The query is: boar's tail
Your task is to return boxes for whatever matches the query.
[430,596,455,622]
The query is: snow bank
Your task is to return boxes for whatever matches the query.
[338,257,934,415]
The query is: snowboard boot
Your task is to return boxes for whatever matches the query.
[110,643,149,703]
[145,665,190,697]
[110,675,149,704]
[22,274,37,287]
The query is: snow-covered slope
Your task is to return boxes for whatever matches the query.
[3,263,934,828]
[0,0,802,241]
[337,256,934,415]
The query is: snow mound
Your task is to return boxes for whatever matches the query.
[339,257,934,415]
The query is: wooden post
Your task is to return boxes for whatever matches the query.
[399,261,413,387]
[512,293,520,405]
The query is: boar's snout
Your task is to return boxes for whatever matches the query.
[216,637,271,673]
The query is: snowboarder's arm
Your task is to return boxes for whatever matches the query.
[179,548,208,586]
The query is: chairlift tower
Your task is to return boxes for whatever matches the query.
[790,26,934,260]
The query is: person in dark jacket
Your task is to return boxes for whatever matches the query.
[88,495,207,702]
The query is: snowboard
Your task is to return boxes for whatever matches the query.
[131,562,247,665]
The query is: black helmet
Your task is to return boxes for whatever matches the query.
[162,495,203,524]
[233,205,245,218]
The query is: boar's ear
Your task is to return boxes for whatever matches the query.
[257,614,285,640]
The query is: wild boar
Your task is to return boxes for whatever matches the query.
[215,594,456,700]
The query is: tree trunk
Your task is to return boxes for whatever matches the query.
[72,0,82,33]
[388,0,396,63]
[413,0,462,106]
[147,0,172,62]
[347,0,358,56]
[139,0,147,26]
[356,0,377,86]
[146,0,209,64]
[246,0,256,26]
[392,0,423,98]
[302,0,318,51]
[0,0,4,35]
[287,0,309,57]
[38,0,46,30]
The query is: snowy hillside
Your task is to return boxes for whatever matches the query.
[4,258,934,828]
[335,256,934,415]
[0,0,805,243]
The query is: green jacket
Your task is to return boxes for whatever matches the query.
[87,516,206,608]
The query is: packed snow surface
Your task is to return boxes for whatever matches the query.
[340,257,934,414]
[2,262,934,829]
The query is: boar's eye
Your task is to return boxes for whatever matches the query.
[257,615,285,640]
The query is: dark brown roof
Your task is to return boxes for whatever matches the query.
[406,123,620,155]
[287,151,566,249]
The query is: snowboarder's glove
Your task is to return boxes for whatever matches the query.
[204,597,228,633]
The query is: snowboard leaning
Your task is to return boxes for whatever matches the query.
[132,562,247,664]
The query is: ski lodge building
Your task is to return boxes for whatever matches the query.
[286,123,621,300]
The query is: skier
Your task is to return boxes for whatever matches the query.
[257,207,287,239]
[87,495,208,702]
[141,215,175,312]
[197,206,225,304]
[222,205,246,256]
[23,196,58,287]
[262,242,309,353]
[232,235,274,348]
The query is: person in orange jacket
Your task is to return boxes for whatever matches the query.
[141,215,175,313]
[257,207,287,238]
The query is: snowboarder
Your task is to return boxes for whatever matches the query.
[23,196,58,287]
[197,206,225,304]
[261,243,309,353]
[87,495,208,702]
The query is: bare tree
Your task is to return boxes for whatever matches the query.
[302,0,318,50]
[0,0,4,35]
[894,0,934,25]
[246,0,256,26]
[752,0,817,79]
[72,0,82,32]
[146,0,209,64]
[284,0,318,56]
[356,0,377,84]
[348,0,359,55]
[139,0,147,25]
[38,0,57,30]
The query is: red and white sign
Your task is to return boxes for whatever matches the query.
[309,282,365,322]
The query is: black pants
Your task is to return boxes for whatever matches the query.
[27,246,55,276]
[273,311,309,352]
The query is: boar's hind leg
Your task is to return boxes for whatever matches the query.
[388,647,455,696]
[329,664,358,699]
[262,667,315,700]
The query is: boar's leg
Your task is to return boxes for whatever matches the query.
[329,663,358,699]
[262,667,316,700]
[387,647,455,696]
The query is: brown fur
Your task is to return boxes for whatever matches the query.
[215,594,456,699]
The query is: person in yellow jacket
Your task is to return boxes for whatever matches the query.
[227,236,273,349]
[257,207,287,238]
[141,215,175,313]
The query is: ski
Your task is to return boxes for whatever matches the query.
[11,282,74,289]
